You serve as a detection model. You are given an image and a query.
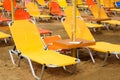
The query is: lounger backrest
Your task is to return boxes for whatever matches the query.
[86,0,95,8]
[64,6,80,17]
[57,0,67,8]
[63,17,95,41]
[96,0,104,6]
[36,0,46,6]
[77,0,84,5]
[3,0,16,12]
[90,5,108,19]
[103,0,115,8]
[10,20,45,53]
[26,2,40,17]
[48,1,62,15]
[63,6,95,41]
[14,9,30,20]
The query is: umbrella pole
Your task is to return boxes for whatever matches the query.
[98,0,101,18]
[72,0,76,42]
[11,0,14,21]
[71,0,77,58]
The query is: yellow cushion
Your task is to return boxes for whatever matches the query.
[101,20,120,25]
[85,23,103,28]
[0,32,10,39]
[88,42,120,53]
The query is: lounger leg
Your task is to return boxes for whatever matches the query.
[76,49,79,58]
[84,47,95,63]
[115,54,119,59]
[18,56,23,67]
[25,56,45,80]
[40,64,45,80]
[93,28,96,32]
[102,53,109,67]
[4,39,7,44]
[32,17,36,23]
[9,50,15,64]
[103,23,110,30]
[63,65,77,74]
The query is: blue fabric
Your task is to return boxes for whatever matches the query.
[115,2,120,8]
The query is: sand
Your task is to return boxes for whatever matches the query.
[0,16,120,80]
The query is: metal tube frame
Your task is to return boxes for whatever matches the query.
[9,49,46,80]
[83,47,95,63]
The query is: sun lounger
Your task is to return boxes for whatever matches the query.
[37,27,52,37]
[89,4,120,29]
[0,31,11,43]
[26,2,51,22]
[57,0,67,9]
[61,16,120,65]
[14,9,30,20]
[77,0,88,10]
[36,0,47,7]
[103,0,115,8]
[86,0,95,8]
[9,20,80,80]
[3,0,16,16]
[64,6,103,32]
[48,1,65,20]
[14,9,52,36]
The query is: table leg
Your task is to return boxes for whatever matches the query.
[71,48,77,57]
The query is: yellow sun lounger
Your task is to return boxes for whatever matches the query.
[76,0,88,10]
[0,31,10,43]
[64,6,103,32]
[109,8,120,16]
[26,2,51,22]
[36,0,47,7]
[61,16,95,63]
[96,0,104,6]
[57,0,67,9]
[103,0,115,8]
[85,22,103,32]
[62,16,120,65]
[110,8,120,12]
[90,4,120,29]
[9,20,80,80]
[101,20,120,25]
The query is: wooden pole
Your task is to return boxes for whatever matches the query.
[11,0,14,21]
[98,0,100,18]
[71,0,77,57]
[72,0,76,41]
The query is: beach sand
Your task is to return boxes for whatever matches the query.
[0,16,120,80]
